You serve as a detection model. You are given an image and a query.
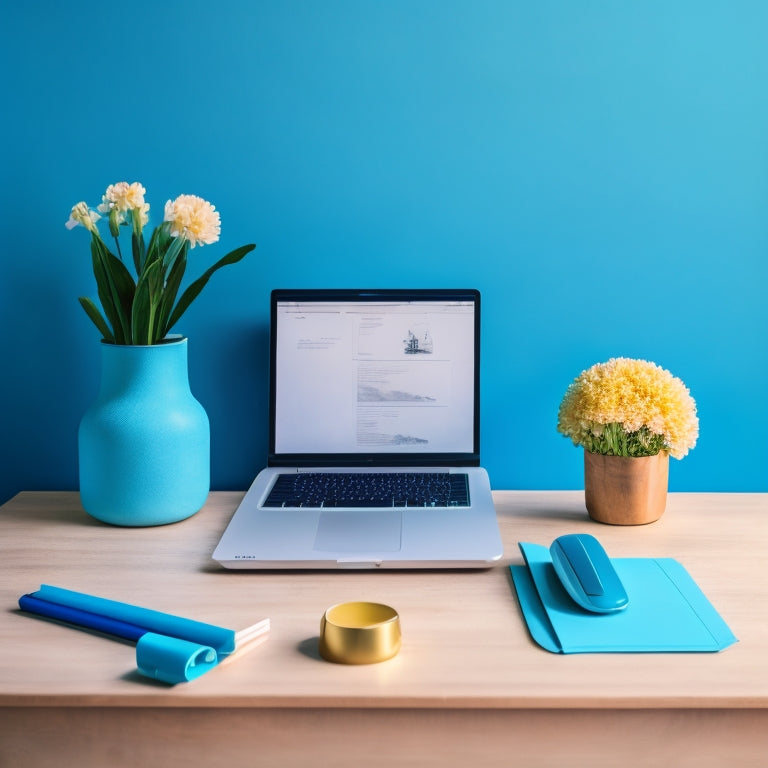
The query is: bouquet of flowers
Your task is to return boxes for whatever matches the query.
[67,181,255,345]
[557,357,699,459]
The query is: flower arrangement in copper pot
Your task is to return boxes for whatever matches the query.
[557,357,699,460]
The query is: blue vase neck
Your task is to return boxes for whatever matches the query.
[99,339,192,399]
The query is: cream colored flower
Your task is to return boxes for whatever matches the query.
[163,194,221,247]
[97,182,150,227]
[65,202,100,232]
[98,181,146,212]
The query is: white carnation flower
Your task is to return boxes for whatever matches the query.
[164,194,221,247]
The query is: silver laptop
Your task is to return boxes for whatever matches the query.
[212,288,503,569]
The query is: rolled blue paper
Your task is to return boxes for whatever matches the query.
[136,633,218,684]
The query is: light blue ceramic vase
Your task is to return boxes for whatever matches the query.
[79,337,210,526]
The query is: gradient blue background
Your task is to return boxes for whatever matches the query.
[2,1,766,505]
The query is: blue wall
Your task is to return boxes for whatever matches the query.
[2,1,766,504]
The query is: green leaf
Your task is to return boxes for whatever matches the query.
[90,240,124,344]
[157,253,187,340]
[132,259,163,345]
[162,235,186,272]
[142,224,168,274]
[78,297,115,343]
[91,234,136,343]
[131,274,151,345]
[144,225,161,264]
[104,248,136,311]
[132,231,145,274]
[582,422,667,458]
[165,244,255,333]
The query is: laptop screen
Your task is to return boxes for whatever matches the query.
[269,289,481,467]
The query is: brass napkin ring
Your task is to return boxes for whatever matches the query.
[319,602,401,664]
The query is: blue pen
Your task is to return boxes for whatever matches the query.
[25,584,237,652]
[18,593,149,642]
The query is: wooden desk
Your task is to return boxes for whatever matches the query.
[1,491,766,767]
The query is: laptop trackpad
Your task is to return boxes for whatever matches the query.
[313,510,402,552]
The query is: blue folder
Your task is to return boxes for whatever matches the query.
[511,543,737,654]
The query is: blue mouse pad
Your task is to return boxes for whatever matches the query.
[511,543,737,654]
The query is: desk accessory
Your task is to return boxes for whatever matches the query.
[18,585,269,683]
[79,337,211,526]
[511,542,736,654]
[67,181,255,526]
[556,358,699,524]
[319,602,401,664]
[550,533,628,613]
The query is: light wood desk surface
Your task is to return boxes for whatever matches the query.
[1,491,766,767]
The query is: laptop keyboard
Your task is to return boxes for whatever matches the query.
[263,472,470,508]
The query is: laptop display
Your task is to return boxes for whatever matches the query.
[271,290,479,464]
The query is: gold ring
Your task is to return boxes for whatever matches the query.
[319,602,401,664]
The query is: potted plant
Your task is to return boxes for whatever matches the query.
[67,182,255,526]
[557,357,699,524]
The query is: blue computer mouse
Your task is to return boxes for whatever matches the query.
[550,533,629,613]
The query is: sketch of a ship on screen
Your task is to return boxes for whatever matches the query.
[404,328,433,354]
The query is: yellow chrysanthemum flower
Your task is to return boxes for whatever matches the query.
[557,358,699,459]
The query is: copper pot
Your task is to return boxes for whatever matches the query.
[584,450,669,525]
